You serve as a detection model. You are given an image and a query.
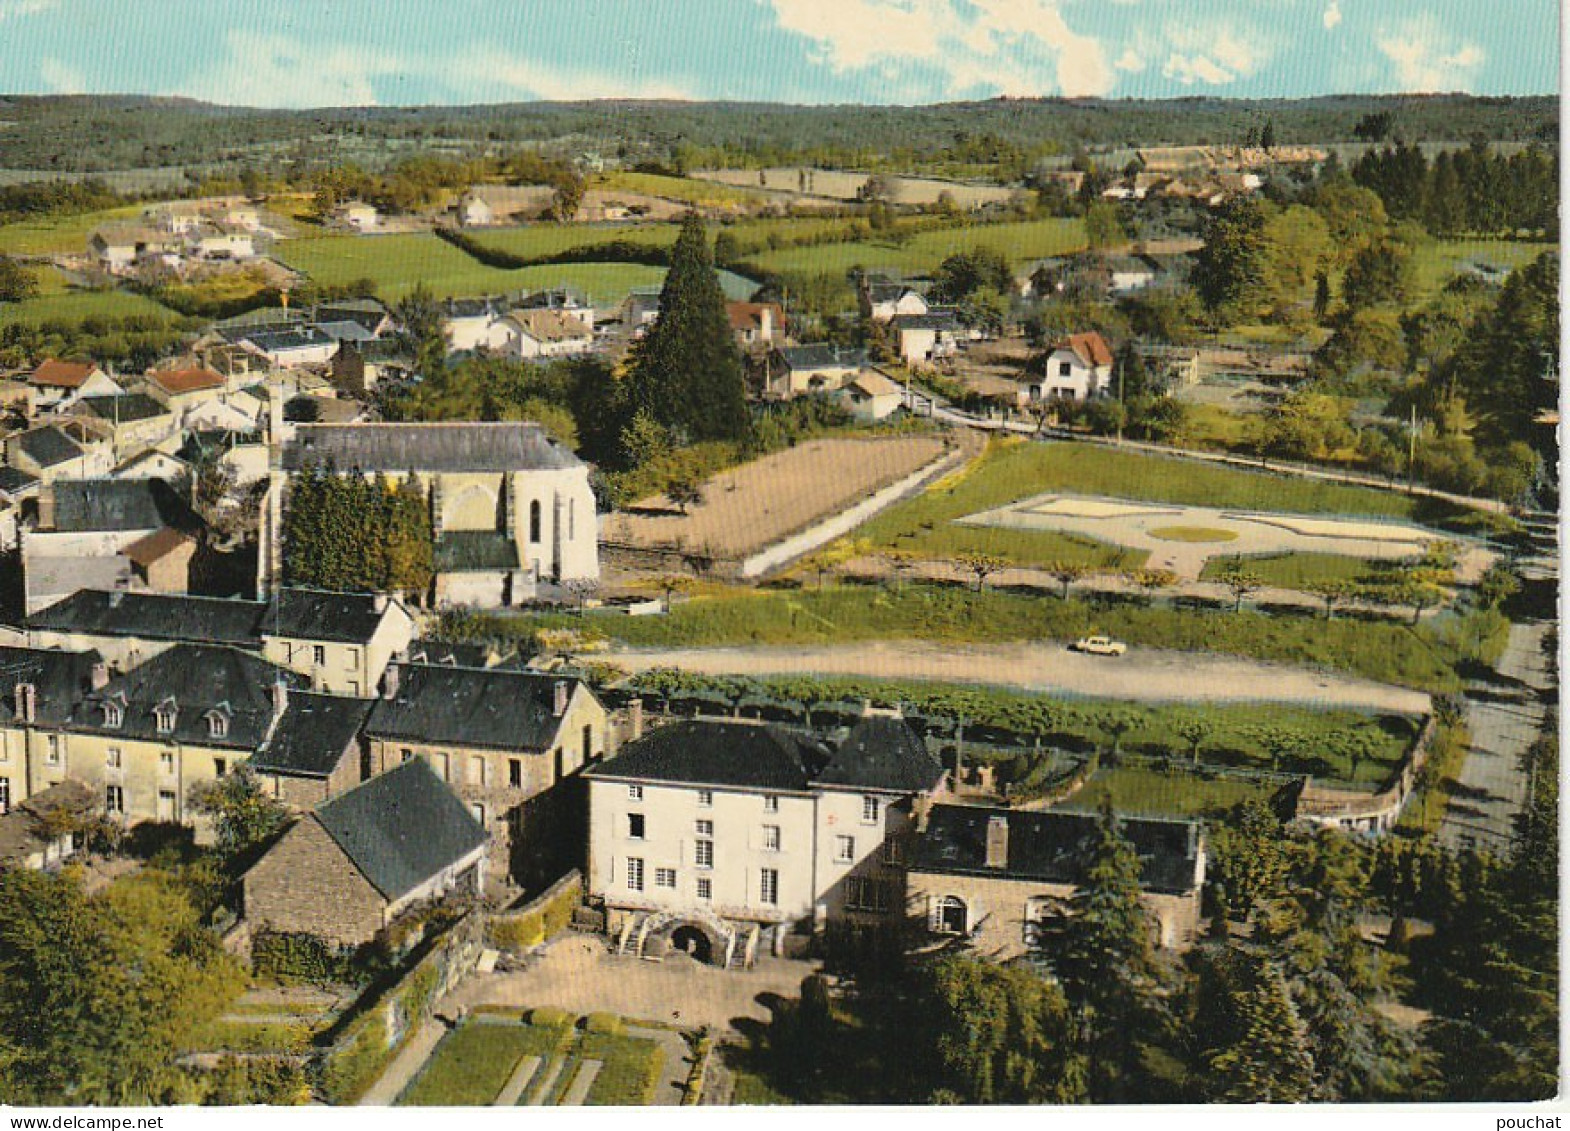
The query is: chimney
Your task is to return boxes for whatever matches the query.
[985,814,1009,869]
[373,593,389,613]
[37,485,55,532]
[14,683,34,724]
[271,678,289,720]
[861,698,873,717]
[108,589,124,609]
[627,696,644,740]
[553,680,570,718]
[913,792,934,833]
[90,662,109,691]
[382,664,400,700]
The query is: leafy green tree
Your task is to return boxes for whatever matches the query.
[1084,202,1125,251]
[188,765,288,861]
[1201,953,1315,1102]
[957,552,1005,592]
[932,248,1013,303]
[384,473,434,600]
[0,869,244,1104]
[1215,565,1262,612]
[913,955,1087,1103]
[1209,799,1289,920]
[393,283,448,381]
[1193,196,1270,323]
[0,256,38,304]
[625,213,750,443]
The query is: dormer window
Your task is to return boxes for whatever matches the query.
[154,699,178,735]
[205,708,230,740]
[101,701,123,728]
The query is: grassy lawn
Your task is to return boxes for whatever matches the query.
[857,441,1491,566]
[596,170,773,207]
[744,217,1086,278]
[577,1031,665,1105]
[0,283,180,326]
[1182,402,1258,451]
[399,1020,571,1106]
[1149,525,1240,543]
[465,222,677,262]
[1200,551,1389,589]
[1060,764,1282,818]
[1410,238,1557,303]
[729,1062,795,1105]
[0,204,145,255]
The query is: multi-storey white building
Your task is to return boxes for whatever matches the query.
[583,711,946,965]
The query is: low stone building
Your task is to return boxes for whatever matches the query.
[249,691,372,809]
[906,805,1206,961]
[364,662,608,891]
[242,758,487,948]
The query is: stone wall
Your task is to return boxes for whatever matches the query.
[242,817,387,947]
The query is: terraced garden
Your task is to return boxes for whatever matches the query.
[398,1012,674,1106]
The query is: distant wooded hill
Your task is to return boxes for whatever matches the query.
[0,93,1556,177]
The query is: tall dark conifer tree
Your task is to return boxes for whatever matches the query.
[625,212,750,443]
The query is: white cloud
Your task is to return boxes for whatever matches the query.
[39,56,83,94]
[178,32,403,108]
[762,0,1116,98]
[1114,48,1146,74]
[449,50,698,102]
[1377,18,1484,92]
[1323,0,1342,31]
[1159,22,1271,87]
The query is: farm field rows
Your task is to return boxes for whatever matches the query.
[742,216,1087,277]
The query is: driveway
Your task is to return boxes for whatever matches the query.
[442,934,816,1036]
[609,641,1432,715]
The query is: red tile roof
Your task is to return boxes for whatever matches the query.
[1057,331,1114,369]
[123,526,196,569]
[726,301,784,335]
[149,367,225,395]
[30,360,99,389]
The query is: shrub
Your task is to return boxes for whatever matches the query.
[583,1012,625,1036]
[530,1006,575,1029]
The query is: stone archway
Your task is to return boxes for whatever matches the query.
[670,924,714,964]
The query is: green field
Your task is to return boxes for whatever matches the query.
[596,170,773,207]
[1200,551,1388,590]
[0,282,179,326]
[399,1020,571,1106]
[1411,239,1557,302]
[575,1031,666,1105]
[464,223,678,262]
[1061,765,1281,818]
[743,216,1087,278]
[0,204,145,256]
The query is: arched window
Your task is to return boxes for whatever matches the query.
[154,701,178,735]
[934,895,968,935]
[206,710,230,740]
[529,499,542,543]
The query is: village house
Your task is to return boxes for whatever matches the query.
[1026,331,1115,403]
[6,422,114,484]
[455,185,555,227]
[268,423,600,607]
[330,339,415,396]
[69,394,176,461]
[0,778,97,869]
[242,757,487,948]
[364,662,608,891]
[765,344,868,400]
[331,201,379,232]
[440,297,510,353]
[88,226,182,274]
[22,479,199,613]
[26,589,265,671]
[497,308,596,359]
[514,289,595,333]
[249,691,373,809]
[860,277,930,323]
[258,589,417,697]
[583,710,947,965]
[619,287,663,334]
[835,367,907,422]
[906,805,1206,957]
[892,311,960,366]
[0,647,103,817]
[27,359,122,413]
[313,297,393,339]
[111,448,192,484]
[142,365,231,418]
[186,223,257,261]
[236,327,339,369]
[726,301,786,350]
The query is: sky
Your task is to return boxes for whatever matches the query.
[0,0,1557,108]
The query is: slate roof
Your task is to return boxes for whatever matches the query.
[281,423,582,473]
[26,589,264,647]
[776,344,867,372]
[48,478,193,534]
[0,467,39,497]
[313,299,389,334]
[242,327,331,355]
[77,393,171,424]
[68,643,303,750]
[15,426,85,469]
[312,758,487,902]
[584,719,829,792]
[261,589,396,645]
[442,297,500,320]
[313,320,377,344]
[405,640,506,668]
[817,715,943,794]
[251,692,372,778]
[367,663,589,752]
[0,645,103,727]
[434,532,520,572]
[911,805,1204,895]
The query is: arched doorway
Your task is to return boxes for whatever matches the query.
[670,925,714,964]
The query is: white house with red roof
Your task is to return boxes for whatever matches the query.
[1026,331,1115,403]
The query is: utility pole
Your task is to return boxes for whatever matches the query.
[1407,403,1418,495]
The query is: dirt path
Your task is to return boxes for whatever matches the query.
[608,640,1432,715]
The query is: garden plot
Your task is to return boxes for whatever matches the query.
[961,493,1454,580]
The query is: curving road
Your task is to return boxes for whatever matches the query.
[608,640,1432,715]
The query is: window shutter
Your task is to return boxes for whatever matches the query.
[927,895,940,932]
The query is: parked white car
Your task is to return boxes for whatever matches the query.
[1072,635,1128,656]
